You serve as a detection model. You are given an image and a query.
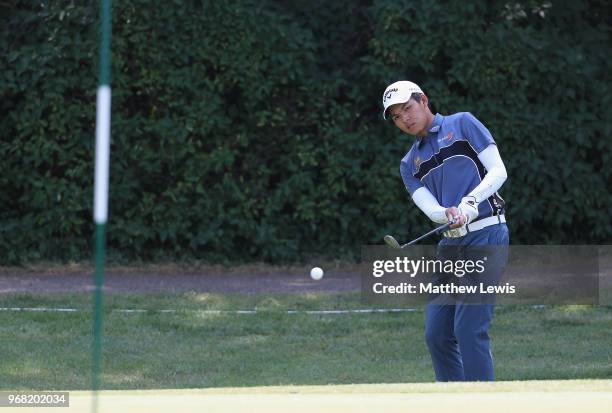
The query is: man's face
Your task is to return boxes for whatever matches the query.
[388,95,431,136]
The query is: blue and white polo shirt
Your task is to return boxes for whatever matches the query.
[400,112,505,219]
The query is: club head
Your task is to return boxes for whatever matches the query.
[383,235,402,249]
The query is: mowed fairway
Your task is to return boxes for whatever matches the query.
[2,275,611,413]
[4,380,612,413]
[1,292,611,390]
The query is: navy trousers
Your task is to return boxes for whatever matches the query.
[425,223,509,382]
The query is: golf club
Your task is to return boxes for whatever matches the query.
[384,219,457,249]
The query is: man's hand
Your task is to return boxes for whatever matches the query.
[445,206,466,229]
[444,196,478,229]
[445,197,479,229]
[458,196,479,224]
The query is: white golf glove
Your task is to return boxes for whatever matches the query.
[458,196,479,224]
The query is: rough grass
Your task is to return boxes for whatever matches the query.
[0,293,611,390]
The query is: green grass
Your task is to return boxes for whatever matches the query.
[32,381,612,413]
[0,293,611,390]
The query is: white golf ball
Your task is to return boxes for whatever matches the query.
[310,267,324,280]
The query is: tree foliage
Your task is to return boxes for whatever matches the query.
[1,0,610,264]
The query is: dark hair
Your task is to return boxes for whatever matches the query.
[410,92,422,102]
[412,92,434,112]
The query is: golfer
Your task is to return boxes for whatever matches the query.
[382,80,509,381]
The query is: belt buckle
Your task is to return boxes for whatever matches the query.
[444,227,467,238]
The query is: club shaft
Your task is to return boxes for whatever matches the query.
[404,222,452,246]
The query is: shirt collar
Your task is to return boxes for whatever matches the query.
[416,113,444,146]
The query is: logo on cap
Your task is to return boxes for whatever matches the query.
[383,88,398,103]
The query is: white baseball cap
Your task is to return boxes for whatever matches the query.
[382,80,424,120]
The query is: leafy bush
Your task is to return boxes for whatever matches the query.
[1,0,610,264]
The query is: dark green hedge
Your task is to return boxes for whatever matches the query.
[1,0,610,264]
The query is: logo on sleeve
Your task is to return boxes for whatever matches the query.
[414,156,423,169]
[439,131,454,143]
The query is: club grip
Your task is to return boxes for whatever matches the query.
[435,221,453,234]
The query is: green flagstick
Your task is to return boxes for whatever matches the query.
[93,0,112,412]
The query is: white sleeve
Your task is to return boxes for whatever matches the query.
[469,144,507,203]
[412,187,448,224]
